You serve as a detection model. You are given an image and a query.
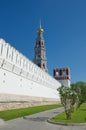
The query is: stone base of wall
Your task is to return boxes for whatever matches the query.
[0,93,60,110]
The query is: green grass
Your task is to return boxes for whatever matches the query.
[51,103,86,123]
[0,104,62,121]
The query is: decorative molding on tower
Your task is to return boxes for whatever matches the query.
[33,22,48,72]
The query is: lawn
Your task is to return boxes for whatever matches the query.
[51,103,86,123]
[0,104,62,121]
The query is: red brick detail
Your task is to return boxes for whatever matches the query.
[59,69,62,76]
[55,77,70,80]
[66,68,69,75]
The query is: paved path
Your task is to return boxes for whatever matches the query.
[0,107,86,130]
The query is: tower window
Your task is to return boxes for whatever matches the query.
[59,69,62,76]
[43,64,45,69]
[66,68,69,75]
[42,42,43,46]
[39,41,40,46]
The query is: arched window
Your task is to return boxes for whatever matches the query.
[42,41,43,46]
[59,69,62,76]
[43,63,45,69]
[39,41,40,46]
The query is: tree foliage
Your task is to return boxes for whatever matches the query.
[72,82,86,109]
[57,85,78,119]
[57,81,86,120]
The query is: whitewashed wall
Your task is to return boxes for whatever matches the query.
[0,39,61,99]
[59,80,70,87]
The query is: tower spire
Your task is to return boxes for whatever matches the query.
[37,19,44,34]
[37,20,44,40]
[40,19,41,29]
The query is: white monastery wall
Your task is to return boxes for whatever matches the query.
[0,39,61,110]
[58,80,70,87]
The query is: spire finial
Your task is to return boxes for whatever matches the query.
[40,19,42,28]
[37,19,44,33]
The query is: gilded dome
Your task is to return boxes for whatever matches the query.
[37,28,44,33]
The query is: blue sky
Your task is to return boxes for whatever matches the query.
[0,0,86,83]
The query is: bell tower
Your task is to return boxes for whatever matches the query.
[33,22,48,72]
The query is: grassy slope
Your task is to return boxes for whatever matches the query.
[51,104,86,123]
[0,104,62,121]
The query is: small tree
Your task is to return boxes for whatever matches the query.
[77,85,86,109]
[57,85,78,119]
[71,82,86,109]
